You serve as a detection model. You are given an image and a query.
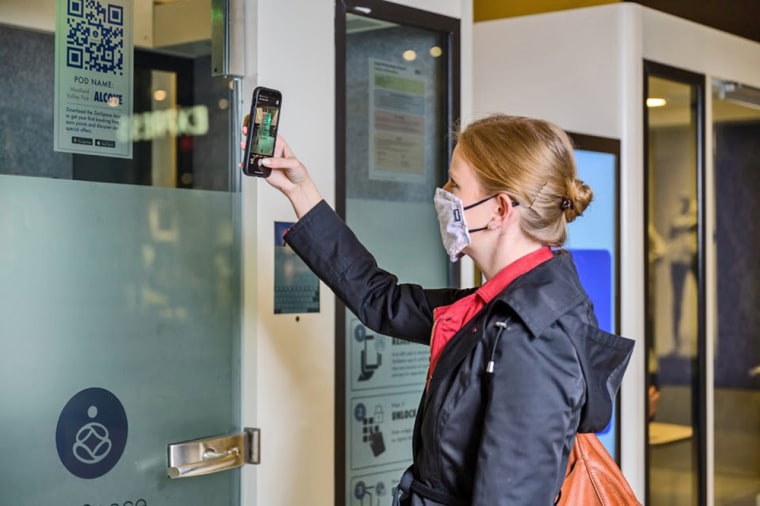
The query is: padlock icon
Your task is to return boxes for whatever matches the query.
[374,405,385,424]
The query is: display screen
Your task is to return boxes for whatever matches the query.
[567,145,620,461]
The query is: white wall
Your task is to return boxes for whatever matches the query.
[642,8,760,89]
[473,4,760,503]
[242,1,472,505]
[472,4,624,137]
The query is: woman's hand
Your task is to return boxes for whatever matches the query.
[241,118,322,218]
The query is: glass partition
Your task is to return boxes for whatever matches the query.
[0,5,243,503]
[644,62,706,506]
[336,2,459,505]
[0,176,241,504]
[0,21,236,190]
[711,79,760,506]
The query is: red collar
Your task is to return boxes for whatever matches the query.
[427,247,554,387]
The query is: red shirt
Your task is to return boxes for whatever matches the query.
[427,247,554,388]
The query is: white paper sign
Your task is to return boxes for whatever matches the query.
[54,0,133,158]
[368,58,427,183]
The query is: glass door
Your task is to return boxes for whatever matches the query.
[711,79,760,506]
[335,2,459,505]
[644,61,706,506]
[0,2,244,504]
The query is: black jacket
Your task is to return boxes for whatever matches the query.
[285,200,635,506]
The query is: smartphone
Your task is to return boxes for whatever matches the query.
[242,86,282,177]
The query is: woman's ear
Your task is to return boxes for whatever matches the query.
[485,193,513,231]
[495,193,518,220]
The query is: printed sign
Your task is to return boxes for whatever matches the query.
[368,58,427,183]
[351,470,403,506]
[350,318,428,391]
[54,0,133,158]
[274,221,320,314]
[350,392,420,470]
[56,387,128,479]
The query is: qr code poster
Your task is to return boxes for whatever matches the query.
[54,0,133,158]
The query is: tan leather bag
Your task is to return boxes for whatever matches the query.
[557,433,642,505]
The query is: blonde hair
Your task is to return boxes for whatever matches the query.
[455,114,593,246]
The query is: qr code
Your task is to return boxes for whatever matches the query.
[66,0,124,74]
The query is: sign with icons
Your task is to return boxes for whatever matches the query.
[56,387,128,479]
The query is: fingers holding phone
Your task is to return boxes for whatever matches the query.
[239,89,322,217]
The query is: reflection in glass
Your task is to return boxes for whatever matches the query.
[646,73,700,506]
[712,80,760,506]
[0,23,236,191]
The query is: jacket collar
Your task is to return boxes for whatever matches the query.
[493,251,587,337]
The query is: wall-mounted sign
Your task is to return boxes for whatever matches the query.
[274,221,320,314]
[54,0,134,158]
[368,58,427,183]
[349,318,428,390]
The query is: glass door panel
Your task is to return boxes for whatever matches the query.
[0,3,243,504]
[711,79,760,506]
[337,2,459,504]
[0,176,241,505]
[645,64,705,506]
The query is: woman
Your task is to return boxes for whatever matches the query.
[249,114,634,505]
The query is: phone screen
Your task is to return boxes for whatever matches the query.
[250,98,280,156]
[244,87,281,177]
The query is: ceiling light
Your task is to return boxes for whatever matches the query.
[646,97,667,108]
[430,46,443,58]
[402,50,416,61]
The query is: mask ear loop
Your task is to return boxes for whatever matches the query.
[462,194,497,211]
[466,195,520,234]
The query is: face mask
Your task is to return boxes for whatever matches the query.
[433,188,496,262]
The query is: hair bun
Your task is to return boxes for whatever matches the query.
[564,179,593,222]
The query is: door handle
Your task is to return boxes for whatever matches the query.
[168,448,239,478]
[167,427,260,479]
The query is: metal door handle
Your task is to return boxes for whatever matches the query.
[167,427,260,479]
[168,448,240,478]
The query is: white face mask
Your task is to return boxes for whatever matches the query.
[433,188,496,262]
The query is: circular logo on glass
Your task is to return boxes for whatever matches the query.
[56,387,128,479]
